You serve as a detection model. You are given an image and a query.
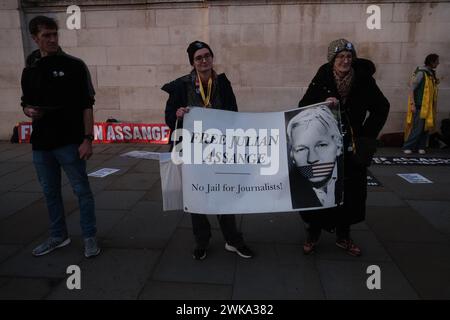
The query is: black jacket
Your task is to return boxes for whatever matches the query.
[21,48,95,150]
[299,58,390,166]
[162,71,237,132]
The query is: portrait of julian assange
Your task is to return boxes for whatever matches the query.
[286,105,344,210]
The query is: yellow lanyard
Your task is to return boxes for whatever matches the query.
[197,72,212,108]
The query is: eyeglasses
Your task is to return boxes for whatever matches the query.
[194,53,212,63]
[335,53,353,61]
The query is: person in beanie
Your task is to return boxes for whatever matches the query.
[162,40,254,260]
[402,54,440,154]
[21,16,100,258]
[297,39,390,256]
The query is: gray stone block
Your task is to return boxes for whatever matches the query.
[85,159,110,171]
[94,190,146,211]
[88,154,114,162]
[139,281,232,300]
[406,200,450,235]
[406,166,450,183]
[92,145,112,153]
[130,159,161,174]
[9,152,32,163]
[384,242,450,299]
[105,173,160,191]
[314,230,392,262]
[179,212,220,230]
[142,179,163,202]
[93,146,129,155]
[0,166,37,193]
[0,200,49,244]
[376,175,450,201]
[317,260,418,299]
[0,144,16,153]
[152,229,236,285]
[366,206,449,243]
[0,236,84,278]
[232,243,324,299]
[103,201,182,249]
[0,192,42,220]
[0,147,31,162]
[369,165,409,178]
[241,213,303,244]
[12,179,43,192]
[66,209,128,238]
[366,191,407,207]
[0,245,22,264]
[47,248,160,299]
[95,156,142,168]
[0,162,28,177]
[0,277,55,299]
[352,221,370,230]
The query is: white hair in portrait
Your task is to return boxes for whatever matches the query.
[286,105,343,152]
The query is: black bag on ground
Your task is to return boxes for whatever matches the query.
[10,125,19,143]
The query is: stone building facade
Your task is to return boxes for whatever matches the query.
[1,0,449,139]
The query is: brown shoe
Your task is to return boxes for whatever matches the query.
[303,241,317,255]
[336,238,362,257]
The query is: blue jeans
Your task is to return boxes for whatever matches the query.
[33,144,96,239]
[403,110,428,150]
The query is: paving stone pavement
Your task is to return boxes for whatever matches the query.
[0,143,449,300]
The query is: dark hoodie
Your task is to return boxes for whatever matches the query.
[21,48,95,150]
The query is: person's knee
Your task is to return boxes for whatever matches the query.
[43,187,62,198]
[72,183,93,198]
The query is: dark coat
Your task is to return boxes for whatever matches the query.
[162,71,237,132]
[299,58,390,228]
[21,48,95,150]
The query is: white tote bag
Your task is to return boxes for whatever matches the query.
[159,152,183,211]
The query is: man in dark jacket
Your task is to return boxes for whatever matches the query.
[21,16,99,258]
[298,39,390,256]
[162,41,253,260]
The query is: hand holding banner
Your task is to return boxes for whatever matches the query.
[175,102,343,214]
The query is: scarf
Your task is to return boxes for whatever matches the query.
[333,67,354,104]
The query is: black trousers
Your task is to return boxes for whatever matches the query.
[191,213,243,248]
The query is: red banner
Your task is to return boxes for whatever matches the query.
[18,122,171,144]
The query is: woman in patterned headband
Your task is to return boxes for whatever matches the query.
[297,39,390,257]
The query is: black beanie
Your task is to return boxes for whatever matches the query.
[187,40,214,65]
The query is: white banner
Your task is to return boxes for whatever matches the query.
[175,102,344,214]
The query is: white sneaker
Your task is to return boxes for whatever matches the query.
[403,149,412,154]
[418,149,426,154]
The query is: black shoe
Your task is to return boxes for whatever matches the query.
[225,243,253,258]
[192,247,207,260]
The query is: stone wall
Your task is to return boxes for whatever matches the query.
[0,0,25,139]
[1,1,449,139]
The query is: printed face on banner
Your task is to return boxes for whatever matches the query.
[287,106,342,185]
[286,105,343,209]
[290,119,339,184]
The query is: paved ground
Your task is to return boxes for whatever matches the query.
[0,142,449,300]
